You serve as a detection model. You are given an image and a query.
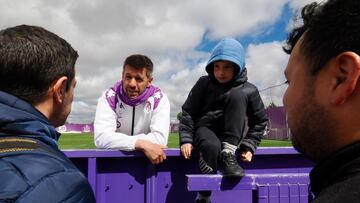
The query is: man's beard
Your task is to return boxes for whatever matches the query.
[290,96,338,163]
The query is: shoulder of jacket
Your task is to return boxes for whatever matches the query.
[243,81,258,90]
[198,75,210,82]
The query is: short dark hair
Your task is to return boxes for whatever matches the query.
[283,0,360,75]
[0,25,78,104]
[123,54,153,78]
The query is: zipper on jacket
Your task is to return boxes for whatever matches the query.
[131,107,135,135]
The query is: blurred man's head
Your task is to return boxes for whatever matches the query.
[0,25,78,127]
[122,54,153,99]
[283,0,360,162]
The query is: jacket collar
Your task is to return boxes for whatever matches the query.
[0,91,60,149]
[310,141,360,196]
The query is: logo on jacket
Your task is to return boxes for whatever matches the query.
[117,119,122,128]
[145,101,151,113]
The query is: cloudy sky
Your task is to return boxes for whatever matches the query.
[1,0,321,123]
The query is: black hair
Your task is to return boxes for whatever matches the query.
[283,0,360,75]
[123,54,153,78]
[0,25,78,104]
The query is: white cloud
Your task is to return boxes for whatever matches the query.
[289,0,324,11]
[246,41,289,107]
[0,0,296,123]
[286,0,324,32]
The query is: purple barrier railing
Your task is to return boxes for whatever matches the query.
[64,147,313,203]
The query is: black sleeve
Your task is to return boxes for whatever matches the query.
[240,85,268,154]
[179,76,207,146]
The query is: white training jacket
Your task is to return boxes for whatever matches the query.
[94,89,170,151]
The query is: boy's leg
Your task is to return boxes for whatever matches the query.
[194,126,222,173]
[219,89,247,177]
[222,88,247,145]
[194,126,221,203]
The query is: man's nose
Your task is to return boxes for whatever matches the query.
[129,78,136,87]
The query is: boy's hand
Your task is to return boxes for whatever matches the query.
[180,143,193,159]
[240,150,253,162]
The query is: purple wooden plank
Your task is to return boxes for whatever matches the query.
[64,148,313,203]
[63,148,181,157]
[146,164,156,203]
[266,106,288,140]
[87,158,97,197]
[63,147,304,158]
[211,190,253,203]
[187,173,309,191]
[96,173,145,203]
[279,184,290,203]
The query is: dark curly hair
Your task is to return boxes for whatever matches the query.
[283,0,360,75]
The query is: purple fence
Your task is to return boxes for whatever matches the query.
[64,147,313,203]
[265,106,289,140]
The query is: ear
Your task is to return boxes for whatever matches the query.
[330,52,360,105]
[147,77,153,88]
[52,76,68,104]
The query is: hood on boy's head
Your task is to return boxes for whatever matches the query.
[205,38,245,77]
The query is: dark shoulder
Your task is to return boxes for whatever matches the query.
[313,173,360,203]
[192,75,210,89]
[242,81,260,95]
[197,75,210,84]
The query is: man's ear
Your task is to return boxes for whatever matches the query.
[52,76,68,104]
[331,52,360,105]
[147,77,153,88]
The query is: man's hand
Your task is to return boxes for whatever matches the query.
[135,139,167,164]
[180,143,193,159]
[240,150,253,162]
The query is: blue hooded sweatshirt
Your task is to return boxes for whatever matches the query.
[0,91,95,203]
[205,37,246,80]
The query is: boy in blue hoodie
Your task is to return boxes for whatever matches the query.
[179,38,268,203]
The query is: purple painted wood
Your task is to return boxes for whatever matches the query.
[186,173,309,190]
[87,158,97,195]
[63,147,313,203]
[266,106,289,140]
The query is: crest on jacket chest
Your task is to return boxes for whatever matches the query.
[144,101,152,113]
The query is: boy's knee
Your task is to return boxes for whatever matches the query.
[201,141,221,153]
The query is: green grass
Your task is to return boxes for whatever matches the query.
[58,133,292,149]
[259,139,292,147]
[58,133,96,149]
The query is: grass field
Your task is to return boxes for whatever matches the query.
[58,133,292,149]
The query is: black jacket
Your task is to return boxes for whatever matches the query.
[310,141,360,202]
[179,70,268,153]
[0,91,95,203]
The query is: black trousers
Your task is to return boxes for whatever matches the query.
[194,86,248,198]
[194,86,247,173]
[194,126,221,173]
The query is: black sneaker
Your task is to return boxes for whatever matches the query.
[219,151,245,177]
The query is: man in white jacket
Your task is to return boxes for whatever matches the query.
[94,54,170,164]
